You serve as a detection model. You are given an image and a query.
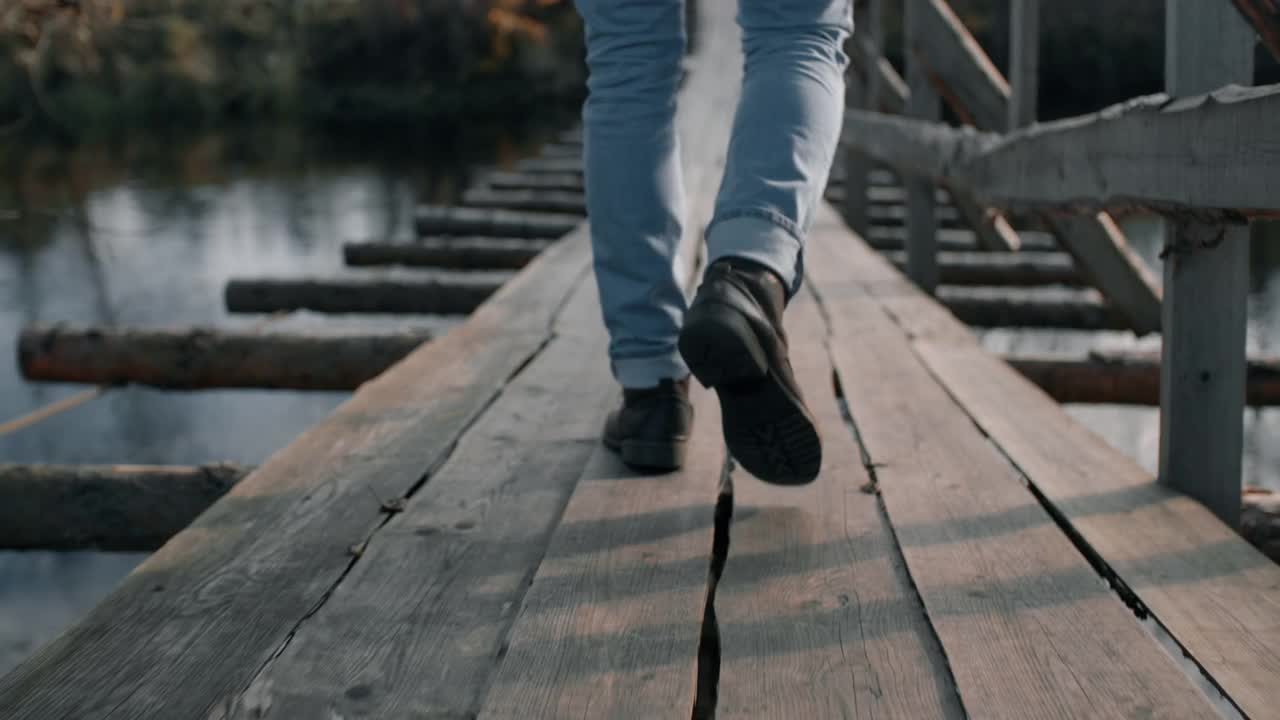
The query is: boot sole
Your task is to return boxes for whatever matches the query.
[678,301,821,485]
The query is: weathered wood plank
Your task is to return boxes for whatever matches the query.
[842,0,884,236]
[415,206,581,238]
[940,286,1128,329]
[462,188,587,215]
[0,463,247,551]
[951,191,1021,251]
[1043,213,1162,334]
[344,238,548,270]
[866,225,1056,252]
[515,156,583,175]
[914,340,1280,720]
[806,223,1221,719]
[1230,0,1280,61]
[885,250,1082,286]
[0,227,593,719]
[715,288,963,718]
[1008,0,1040,130]
[485,171,584,193]
[905,0,942,292]
[224,281,616,719]
[224,272,509,315]
[1003,349,1280,406]
[914,0,1010,130]
[19,325,433,390]
[1159,1,1257,525]
[847,34,908,114]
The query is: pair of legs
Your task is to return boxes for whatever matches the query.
[581,0,851,482]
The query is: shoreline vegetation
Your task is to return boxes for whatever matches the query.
[0,0,587,138]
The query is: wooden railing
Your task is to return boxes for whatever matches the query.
[840,0,1278,526]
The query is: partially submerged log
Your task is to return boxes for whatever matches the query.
[0,463,248,551]
[885,250,1083,286]
[940,287,1128,330]
[414,206,580,239]
[344,238,549,270]
[226,272,509,315]
[461,188,587,215]
[19,325,433,390]
[1004,350,1280,406]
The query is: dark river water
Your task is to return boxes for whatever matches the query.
[1,126,1278,677]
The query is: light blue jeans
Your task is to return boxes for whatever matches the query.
[577,0,852,388]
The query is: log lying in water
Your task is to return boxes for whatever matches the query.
[485,171,584,193]
[885,250,1084,286]
[940,287,1129,330]
[1004,350,1280,406]
[19,325,433,390]
[344,238,550,270]
[865,226,1058,252]
[461,188,587,215]
[0,463,248,551]
[226,272,509,315]
[414,206,580,239]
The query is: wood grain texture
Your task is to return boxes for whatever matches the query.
[344,238,549,270]
[224,272,509,315]
[914,339,1280,720]
[19,325,432,390]
[0,463,247,551]
[414,205,581,238]
[224,281,615,719]
[806,220,1220,719]
[0,228,593,719]
[715,288,963,719]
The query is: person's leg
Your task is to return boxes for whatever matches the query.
[576,0,694,471]
[679,0,851,485]
[706,0,852,293]
[576,0,690,389]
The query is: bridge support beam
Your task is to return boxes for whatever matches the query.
[1158,0,1255,527]
[904,0,941,293]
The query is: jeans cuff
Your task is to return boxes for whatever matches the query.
[613,352,691,389]
[705,214,802,291]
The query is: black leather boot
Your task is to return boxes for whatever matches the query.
[602,377,694,472]
[677,258,822,485]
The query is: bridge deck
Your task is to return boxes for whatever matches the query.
[3,2,1280,719]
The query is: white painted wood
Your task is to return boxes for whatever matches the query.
[1008,0,1040,130]
[1159,0,1256,527]
[905,0,941,292]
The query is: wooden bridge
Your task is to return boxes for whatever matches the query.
[4,0,1280,718]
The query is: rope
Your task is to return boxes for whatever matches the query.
[0,311,295,439]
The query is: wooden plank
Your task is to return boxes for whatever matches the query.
[842,0,883,236]
[0,227,594,719]
[1003,349,1280,406]
[19,325,433,390]
[884,250,1083,286]
[344,238,548,270]
[951,191,1021,252]
[1230,0,1280,61]
[866,225,1056,252]
[415,206,581,238]
[462,187,587,215]
[223,281,617,719]
[485,171,583,193]
[914,0,1010,131]
[806,225,1222,719]
[1008,0,1040,130]
[715,288,963,718]
[1160,0,1257,525]
[1044,213,1162,334]
[0,463,247,551]
[515,156,583,175]
[477,383,722,718]
[224,272,509,315]
[905,0,942,293]
[913,339,1280,720]
[847,34,908,115]
[939,286,1128,330]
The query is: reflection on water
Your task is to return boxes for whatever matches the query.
[0,122,565,675]
[979,215,1280,490]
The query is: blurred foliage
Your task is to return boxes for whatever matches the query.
[0,0,585,137]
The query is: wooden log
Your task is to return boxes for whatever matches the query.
[885,250,1082,286]
[484,171,583,193]
[18,325,432,390]
[848,34,908,114]
[1160,2,1257,527]
[461,188,586,215]
[225,273,509,315]
[1004,350,1280,406]
[344,238,549,270]
[414,206,580,239]
[866,225,1057,251]
[939,286,1128,329]
[0,463,248,551]
[827,184,950,205]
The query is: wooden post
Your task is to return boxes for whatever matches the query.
[842,0,882,237]
[1160,0,1255,527]
[905,0,941,292]
[1007,0,1039,131]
